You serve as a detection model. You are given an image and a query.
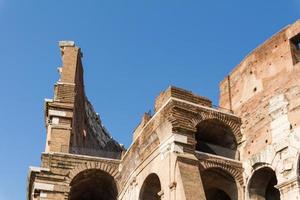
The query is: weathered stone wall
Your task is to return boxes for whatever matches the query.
[84,100,123,152]
[220,20,300,199]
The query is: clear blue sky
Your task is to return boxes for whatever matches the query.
[0,0,298,199]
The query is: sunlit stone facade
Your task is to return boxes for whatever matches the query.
[27,20,300,200]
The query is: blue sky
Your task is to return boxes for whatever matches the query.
[0,1,298,199]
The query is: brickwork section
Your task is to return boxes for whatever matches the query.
[177,155,207,200]
[154,86,212,112]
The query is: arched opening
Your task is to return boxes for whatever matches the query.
[201,168,238,200]
[248,167,280,200]
[195,119,237,159]
[139,173,162,200]
[69,169,118,200]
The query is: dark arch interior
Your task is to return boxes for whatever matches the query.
[139,173,161,200]
[298,156,300,177]
[201,168,238,200]
[195,119,237,159]
[69,169,118,200]
[206,188,231,200]
[248,167,280,200]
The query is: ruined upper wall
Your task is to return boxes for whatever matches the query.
[155,86,212,112]
[132,86,212,140]
[44,41,123,158]
[219,20,300,158]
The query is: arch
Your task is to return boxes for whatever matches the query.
[67,162,120,185]
[139,173,162,200]
[69,169,118,200]
[199,159,244,186]
[201,168,238,200]
[195,119,238,159]
[248,166,281,200]
[65,161,120,199]
[190,111,242,142]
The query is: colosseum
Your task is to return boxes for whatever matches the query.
[27,20,300,200]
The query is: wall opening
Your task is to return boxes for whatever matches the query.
[195,119,237,159]
[201,168,238,200]
[248,167,280,200]
[290,33,300,65]
[139,173,162,200]
[69,169,118,200]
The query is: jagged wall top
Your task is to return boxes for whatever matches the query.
[44,41,123,158]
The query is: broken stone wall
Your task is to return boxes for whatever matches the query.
[47,41,123,158]
[68,46,123,158]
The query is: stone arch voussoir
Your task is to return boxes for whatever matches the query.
[199,160,244,187]
[64,161,120,200]
[191,111,242,143]
[66,161,120,185]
